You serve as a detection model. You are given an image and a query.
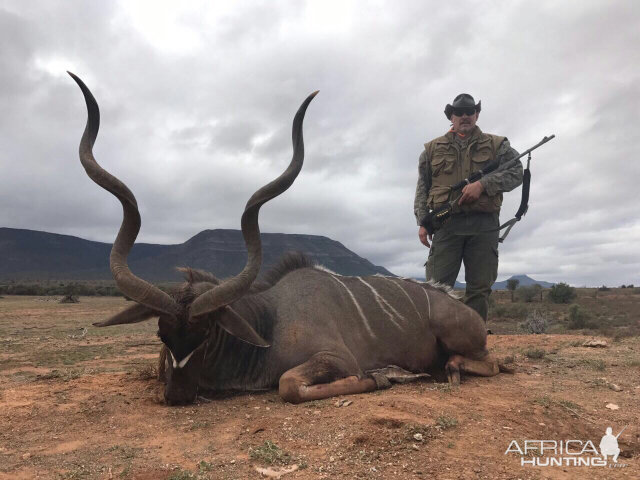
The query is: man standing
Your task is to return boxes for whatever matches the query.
[414,94,523,321]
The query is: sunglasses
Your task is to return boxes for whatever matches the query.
[452,107,476,117]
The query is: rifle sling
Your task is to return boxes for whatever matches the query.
[493,162,531,243]
[421,160,532,242]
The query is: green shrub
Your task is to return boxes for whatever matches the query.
[567,304,595,329]
[548,282,576,304]
[492,303,528,320]
[249,440,294,465]
[515,284,542,303]
[506,279,520,302]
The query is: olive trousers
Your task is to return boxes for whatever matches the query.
[425,227,499,322]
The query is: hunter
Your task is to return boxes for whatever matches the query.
[414,93,523,321]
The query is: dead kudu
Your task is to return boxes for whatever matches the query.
[69,73,502,406]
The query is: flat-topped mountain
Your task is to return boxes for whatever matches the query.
[0,227,393,282]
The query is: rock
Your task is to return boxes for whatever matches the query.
[334,399,353,408]
[605,403,619,410]
[582,339,607,348]
[608,384,623,392]
[411,444,419,450]
[413,433,424,442]
[255,465,299,478]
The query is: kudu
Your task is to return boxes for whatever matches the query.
[69,73,501,406]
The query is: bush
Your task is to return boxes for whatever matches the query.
[492,303,528,320]
[567,304,595,329]
[598,285,611,291]
[524,348,545,359]
[506,278,520,302]
[0,282,124,297]
[515,284,542,303]
[524,309,548,334]
[548,282,577,304]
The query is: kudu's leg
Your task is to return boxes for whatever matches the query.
[445,353,499,386]
[279,352,376,404]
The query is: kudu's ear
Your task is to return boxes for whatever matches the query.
[93,303,158,327]
[217,306,270,347]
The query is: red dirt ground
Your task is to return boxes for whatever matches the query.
[1,296,638,479]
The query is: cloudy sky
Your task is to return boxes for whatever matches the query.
[1,0,638,287]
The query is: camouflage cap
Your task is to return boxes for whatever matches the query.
[444,93,482,120]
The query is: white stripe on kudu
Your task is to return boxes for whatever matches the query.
[169,349,196,369]
[356,277,405,330]
[388,278,424,322]
[327,275,376,338]
[421,286,431,320]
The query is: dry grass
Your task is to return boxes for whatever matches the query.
[488,287,640,337]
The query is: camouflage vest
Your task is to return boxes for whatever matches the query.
[424,128,505,213]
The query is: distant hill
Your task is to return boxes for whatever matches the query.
[452,274,555,290]
[0,228,393,282]
[493,275,554,290]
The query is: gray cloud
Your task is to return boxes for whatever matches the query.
[1,0,638,287]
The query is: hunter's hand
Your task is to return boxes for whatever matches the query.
[458,181,484,205]
[419,226,432,248]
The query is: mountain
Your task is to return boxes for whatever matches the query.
[493,275,554,290]
[0,227,393,282]
[452,274,555,290]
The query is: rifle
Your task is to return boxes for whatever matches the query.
[420,134,555,240]
[615,425,628,439]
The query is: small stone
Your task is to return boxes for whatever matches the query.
[22,453,31,460]
[502,426,513,430]
[411,444,419,450]
[605,403,619,410]
[609,384,623,392]
[413,433,424,442]
[329,456,335,462]
[583,339,607,348]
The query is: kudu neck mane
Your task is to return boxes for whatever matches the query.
[195,252,315,391]
[201,293,275,391]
